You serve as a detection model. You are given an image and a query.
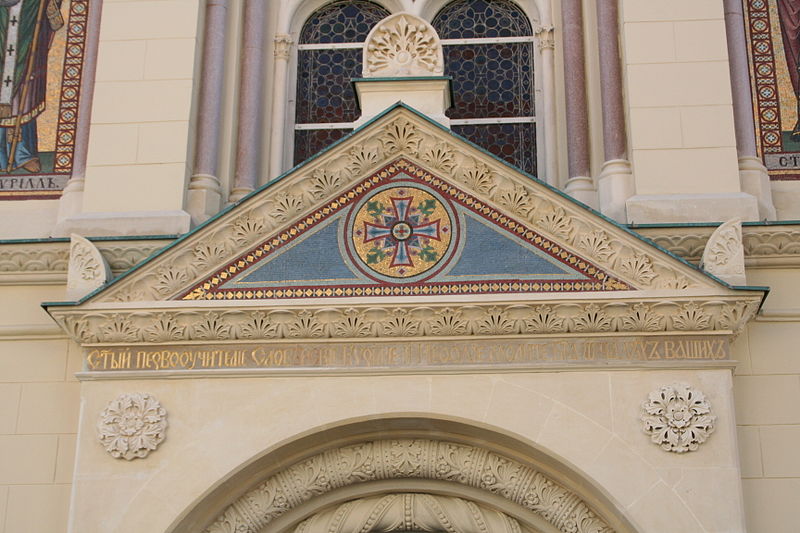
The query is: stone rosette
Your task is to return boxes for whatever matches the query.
[97,392,167,460]
[641,383,716,453]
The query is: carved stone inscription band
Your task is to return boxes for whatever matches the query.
[83,335,730,374]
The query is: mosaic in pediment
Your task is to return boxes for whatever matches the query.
[181,159,630,301]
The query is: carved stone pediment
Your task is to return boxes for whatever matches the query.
[45,105,764,373]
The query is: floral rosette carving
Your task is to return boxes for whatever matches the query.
[97,393,167,460]
[641,384,715,453]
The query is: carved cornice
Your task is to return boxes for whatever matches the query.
[51,297,759,347]
[638,224,800,267]
[0,239,172,285]
[204,439,614,533]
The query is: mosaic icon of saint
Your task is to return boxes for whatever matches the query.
[778,0,800,140]
[0,0,63,173]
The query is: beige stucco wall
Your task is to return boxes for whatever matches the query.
[68,368,745,533]
[734,266,800,533]
[81,0,199,215]
[0,284,79,533]
[620,1,741,196]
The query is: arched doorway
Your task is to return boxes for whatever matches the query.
[168,417,639,533]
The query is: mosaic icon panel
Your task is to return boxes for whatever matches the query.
[0,0,91,199]
[180,159,632,301]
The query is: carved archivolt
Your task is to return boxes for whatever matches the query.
[55,298,760,345]
[97,393,167,460]
[641,384,715,453]
[294,493,533,533]
[363,13,444,77]
[204,439,614,533]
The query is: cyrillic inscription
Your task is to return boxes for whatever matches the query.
[85,336,729,373]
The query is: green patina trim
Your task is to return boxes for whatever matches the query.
[0,234,178,245]
[630,220,800,229]
[41,103,767,308]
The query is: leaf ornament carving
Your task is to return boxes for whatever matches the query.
[642,384,715,453]
[576,230,615,264]
[365,15,443,76]
[193,312,232,340]
[346,145,379,175]
[458,160,496,195]
[192,241,227,270]
[428,308,467,336]
[100,314,140,343]
[273,192,305,223]
[232,213,267,247]
[524,305,566,334]
[144,313,186,342]
[619,253,656,286]
[153,265,189,297]
[620,303,664,332]
[537,207,574,240]
[496,184,534,218]
[239,310,278,339]
[379,118,422,155]
[421,142,456,173]
[308,169,344,200]
[97,393,167,460]
[333,309,372,338]
[672,303,711,331]
[571,304,612,333]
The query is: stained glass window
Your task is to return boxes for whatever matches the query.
[433,0,537,174]
[294,1,390,165]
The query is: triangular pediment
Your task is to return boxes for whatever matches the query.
[46,105,764,349]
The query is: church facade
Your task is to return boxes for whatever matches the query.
[0,1,798,532]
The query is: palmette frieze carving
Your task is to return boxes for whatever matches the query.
[642,384,715,453]
[364,14,444,77]
[0,241,166,280]
[203,439,614,533]
[88,110,737,304]
[55,298,759,345]
[97,393,167,460]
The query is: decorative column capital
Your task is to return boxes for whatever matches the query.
[534,25,555,51]
[274,34,294,60]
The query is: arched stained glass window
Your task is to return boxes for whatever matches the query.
[433,0,536,174]
[294,1,391,164]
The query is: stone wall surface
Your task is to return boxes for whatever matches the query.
[68,368,744,533]
[0,283,79,533]
[734,266,800,533]
[82,0,199,215]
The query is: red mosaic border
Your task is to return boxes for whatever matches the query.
[0,0,90,200]
[744,0,800,179]
[180,159,632,301]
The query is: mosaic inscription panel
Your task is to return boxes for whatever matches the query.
[83,335,730,373]
[0,0,90,199]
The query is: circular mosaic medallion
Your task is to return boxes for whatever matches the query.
[347,185,456,281]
